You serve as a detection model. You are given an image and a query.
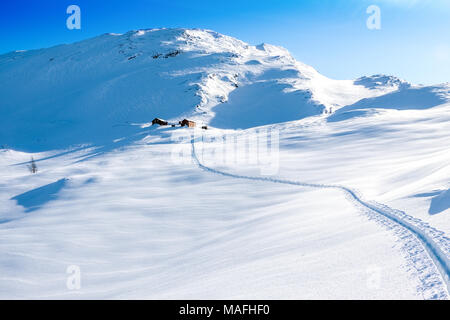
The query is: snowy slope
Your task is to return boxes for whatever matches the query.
[0,28,449,299]
[0,140,429,299]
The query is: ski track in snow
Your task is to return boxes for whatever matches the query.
[190,137,450,300]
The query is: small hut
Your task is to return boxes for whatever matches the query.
[179,119,196,128]
[152,118,168,126]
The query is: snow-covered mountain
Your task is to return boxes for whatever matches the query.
[3,28,447,151]
[0,28,449,300]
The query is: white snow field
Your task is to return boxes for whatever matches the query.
[0,28,449,299]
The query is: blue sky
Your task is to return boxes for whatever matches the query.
[0,0,448,84]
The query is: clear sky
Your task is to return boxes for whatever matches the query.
[0,0,448,84]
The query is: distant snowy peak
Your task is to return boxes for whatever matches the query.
[354,74,409,90]
[126,28,292,56]
[126,28,248,55]
[104,28,293,63]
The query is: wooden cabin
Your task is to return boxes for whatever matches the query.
[152,118,168,126]
[179,119,196,128]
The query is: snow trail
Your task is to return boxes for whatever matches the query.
[190,137,450,299]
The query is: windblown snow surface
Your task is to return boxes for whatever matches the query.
[0,28,449,299]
